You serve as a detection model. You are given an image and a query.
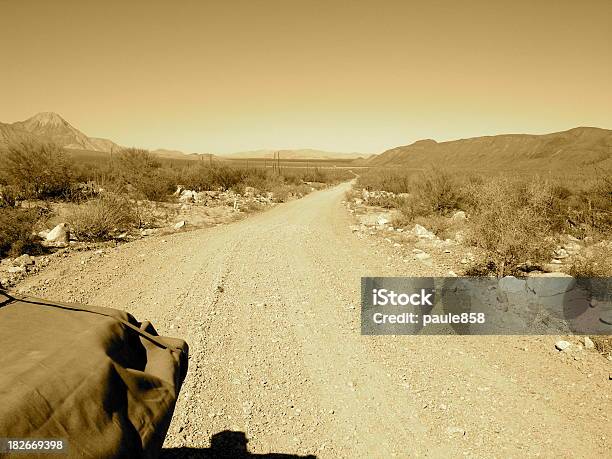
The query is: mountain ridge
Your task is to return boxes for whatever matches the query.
[367,126,612,171]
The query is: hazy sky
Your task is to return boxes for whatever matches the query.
[1,0,610,153]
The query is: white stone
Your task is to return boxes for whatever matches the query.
[555,340,571,351]
[46,223,69,243]
[174,220,187,230]
[583,336,595,349]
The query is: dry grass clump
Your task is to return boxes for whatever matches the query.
[66,194,137,241]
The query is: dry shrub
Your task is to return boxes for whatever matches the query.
[0,142,75,199]
[466,178,555,276]
[590,336,611,356]
[0,207,44,257]
[416,167,465,215]
[367,194,408,209]
[568,243,612,277]
[113,148,175,201]
[357,168,414,194]
[559,175,611,238]
[269,185,292,202]
[67,194,137,241]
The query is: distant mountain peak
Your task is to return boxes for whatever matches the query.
[26,112,69,126]
[7,112,120,153]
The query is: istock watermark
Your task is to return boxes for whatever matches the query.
[361,277,612,335]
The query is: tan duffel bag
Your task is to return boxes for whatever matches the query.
[0,291,188,458]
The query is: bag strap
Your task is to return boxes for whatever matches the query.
[0,291,184,353]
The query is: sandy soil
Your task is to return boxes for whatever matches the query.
[16,183,611,458]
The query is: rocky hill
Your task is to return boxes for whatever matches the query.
[368,127,612,171]
[8,112,120,152]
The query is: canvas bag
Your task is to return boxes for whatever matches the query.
[0,292,188,458]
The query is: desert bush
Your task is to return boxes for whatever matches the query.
[416,167,464,215]
[590,336,611,356]
[466,178,555,276]
[567,243,612,277]
[67,194,137,241]
[0,207,44,257]
[0,185,20,207]
[357,168,414,194]
[269,184,292,202]
[114,148,161,175]
[212,167,247,191]
[367,194,409,209]
[112,148,175,201]
[562,176,611,237]
[363,167,465,219]
[0,142,75,199]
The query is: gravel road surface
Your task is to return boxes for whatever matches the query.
[18,183,611,458]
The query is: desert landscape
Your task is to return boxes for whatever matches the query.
[1,111,610,458]
[1,1,611,458]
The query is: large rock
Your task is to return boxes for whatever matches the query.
[178,190,197,203]
[45,223,69,244]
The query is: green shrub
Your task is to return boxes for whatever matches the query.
[0,142,75,199]
[67,194,137,241]
[0,207,43,257]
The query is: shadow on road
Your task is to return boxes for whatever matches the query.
[162,430,317,459]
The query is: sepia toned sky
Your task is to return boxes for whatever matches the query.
[1,0,611,153]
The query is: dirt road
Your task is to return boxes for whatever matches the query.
[19,183,611,458]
